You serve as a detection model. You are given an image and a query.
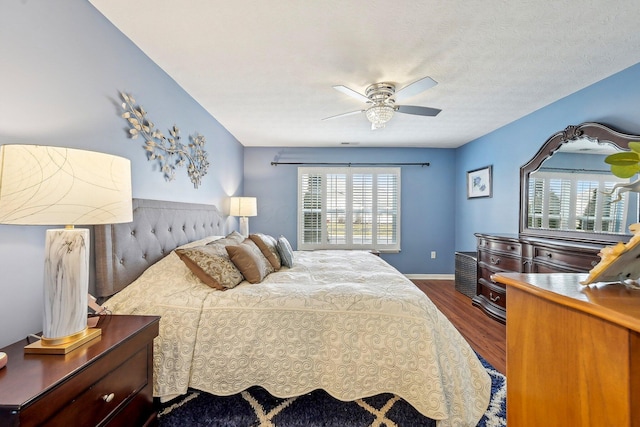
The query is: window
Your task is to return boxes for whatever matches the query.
[528,170,629,233]
[298,167,400,251]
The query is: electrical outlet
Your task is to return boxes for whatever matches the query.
[430,251,436,259]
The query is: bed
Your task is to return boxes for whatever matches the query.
[95,199,490,426]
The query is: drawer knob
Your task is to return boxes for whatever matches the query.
[102,393,115,403]
[490,256,500,265]
[490,292,501,303]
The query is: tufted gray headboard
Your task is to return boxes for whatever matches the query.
[94,198,225,298]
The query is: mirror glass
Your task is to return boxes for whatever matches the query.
[520,123,640,243]
[527,138,638,236]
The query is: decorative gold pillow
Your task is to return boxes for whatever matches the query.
[249,233,282,270]
[175,244,243,290]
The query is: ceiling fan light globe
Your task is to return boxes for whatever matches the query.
[366,105,394,128]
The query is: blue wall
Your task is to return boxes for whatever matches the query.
[455,62,640,251]
[245,62,640,274]
[244,147,456,274]
[0,0,244,347]
[2,0,640,349]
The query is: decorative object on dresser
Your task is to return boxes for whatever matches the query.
[229,196,258,237]
[0,315,160,426]
[603,140,640,201]
[467,165,492,198]
[120,92,210,188]
[0,145,132,354]
[494,272,640,426]
[581,222,640,286]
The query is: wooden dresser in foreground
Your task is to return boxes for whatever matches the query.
[494,272,640,426]
[0,315,160,427]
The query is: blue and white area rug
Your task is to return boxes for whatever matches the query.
[159,355,506,426]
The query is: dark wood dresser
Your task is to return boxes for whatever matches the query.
[0,315,160,427]
[473,233,602,323]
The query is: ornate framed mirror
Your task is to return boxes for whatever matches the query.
[519,122,640,244]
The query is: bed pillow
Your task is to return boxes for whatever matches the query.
[276,235,294,268]
[176,235,226,250]
[175,244,244,290]
[226,239,274,283]
[249,233,282,270]
[206,230,244,247]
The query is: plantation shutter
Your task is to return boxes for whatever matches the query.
[298,167,401,251]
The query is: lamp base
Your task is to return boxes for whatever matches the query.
[24,328,101,355]
[239,216,250,237]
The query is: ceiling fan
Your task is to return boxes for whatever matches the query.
[323,76,441,130]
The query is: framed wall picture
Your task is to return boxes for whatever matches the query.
[467,165,492,199]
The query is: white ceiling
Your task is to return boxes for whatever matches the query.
[89,0,640,148]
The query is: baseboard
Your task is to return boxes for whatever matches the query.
[404,274,455,280]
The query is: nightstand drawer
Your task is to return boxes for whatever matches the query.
[46,347,149,426]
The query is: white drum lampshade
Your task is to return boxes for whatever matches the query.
[229,196,257,237]
[0,145,132,353]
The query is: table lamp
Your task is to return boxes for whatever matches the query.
[229,196,257,237]
[0,145,132,354]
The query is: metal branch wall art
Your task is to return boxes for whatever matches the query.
[120,92,210,188]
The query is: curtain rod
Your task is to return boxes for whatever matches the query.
[539,167,609,173]
[270,161,430,167]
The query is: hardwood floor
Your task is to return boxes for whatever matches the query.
[412,279,506,374]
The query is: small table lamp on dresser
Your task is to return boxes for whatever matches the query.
[0,145,132,354]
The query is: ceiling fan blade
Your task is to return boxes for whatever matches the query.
[322,110,365,121]
[394,76,438,102]
[332,85,370,103]
[396,105,441,117]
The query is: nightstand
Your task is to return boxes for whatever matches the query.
[0,315,160,426]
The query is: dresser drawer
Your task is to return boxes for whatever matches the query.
[46,347,149,426]
[478,251,522,272]
[532,246,600,272]
[477,279,506,309]
[478,237,521,256]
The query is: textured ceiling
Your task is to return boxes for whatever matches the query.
[89,0,640,148]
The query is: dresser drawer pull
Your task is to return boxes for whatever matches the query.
[490,256,500,265]
[102,393,115,403]
[489,292,501,303]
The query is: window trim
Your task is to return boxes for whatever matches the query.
[297,167,401,251]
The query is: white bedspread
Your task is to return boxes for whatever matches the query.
[105,249,490,426]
